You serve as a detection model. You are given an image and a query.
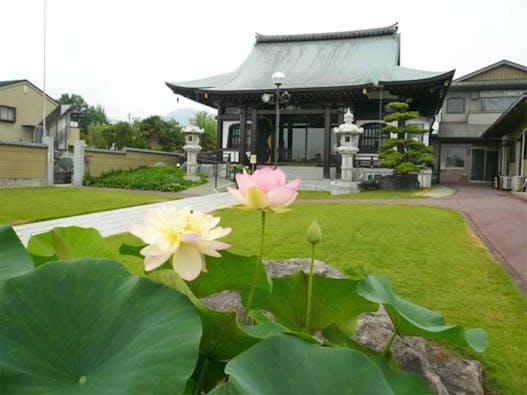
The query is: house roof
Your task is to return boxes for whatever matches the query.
[455,60,527,82]
[166,24,454,95]
[482,95,527,138]
[0,79,58,104]
[0,79,27,87]
[438,122,487,139]
[37,104,76,127]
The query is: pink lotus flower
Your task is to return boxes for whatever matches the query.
[227,167,300,212]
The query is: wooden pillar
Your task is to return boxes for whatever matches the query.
[287,123,293,161]
[216,102,223,162]
[323,106,331,179]
[251,109,257,153]
[239,106,247,164]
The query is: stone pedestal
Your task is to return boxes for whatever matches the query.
[42,136,54,185]
[331,109,363,194]
[72,140,85,186]
[182,117,204,181]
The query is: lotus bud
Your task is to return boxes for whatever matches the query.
[307,220,322,245]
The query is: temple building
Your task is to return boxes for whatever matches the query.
[166,24,454,178]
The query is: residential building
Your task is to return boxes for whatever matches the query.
[481,94,526,190]
[166,24,453,178]
[435,60,527,184]
[0,79,79,150]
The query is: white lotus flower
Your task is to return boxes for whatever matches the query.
[129,206,231,281]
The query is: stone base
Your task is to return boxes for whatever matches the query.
[330,181,360,195]
[184,175,201,182]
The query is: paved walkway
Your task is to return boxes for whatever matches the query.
[13,192,237,246]
[298,185,527,291]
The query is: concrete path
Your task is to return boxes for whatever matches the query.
[298,185,527,291]
[13,192,237,246]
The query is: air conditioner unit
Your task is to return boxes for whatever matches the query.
[511,176,526,192]
[500,176,512,190]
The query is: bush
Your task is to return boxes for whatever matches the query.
[83,166,205,191]
[358,179,380,191]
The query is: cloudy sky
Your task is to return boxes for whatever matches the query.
[1,0,526,121]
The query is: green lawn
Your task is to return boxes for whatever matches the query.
[297,190,427,199]
[107,203,527,394]
[0,187,173,225]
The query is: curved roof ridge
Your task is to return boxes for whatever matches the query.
[255,23,398,44]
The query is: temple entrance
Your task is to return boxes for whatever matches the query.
[255,114,337,166]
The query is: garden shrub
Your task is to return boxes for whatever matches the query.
[83,166,205,192]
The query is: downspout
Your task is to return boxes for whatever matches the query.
[521,129,526,177]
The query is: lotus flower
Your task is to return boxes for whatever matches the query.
[227,167,300,212]
[129,206,231,281]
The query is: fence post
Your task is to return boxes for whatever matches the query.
[72,140,85,186]
[42,136,54,185]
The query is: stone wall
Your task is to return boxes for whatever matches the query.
[0,141,48,186]
[84,147,182,176]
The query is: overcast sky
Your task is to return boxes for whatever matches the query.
[1,0,526,121]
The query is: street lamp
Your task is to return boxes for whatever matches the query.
[262,71,290,168]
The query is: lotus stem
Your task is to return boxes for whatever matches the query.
[381,331,397,358]
[195,358,210,395]
[243,210,266,322]
[305,243,316,332]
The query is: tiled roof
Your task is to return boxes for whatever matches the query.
[167,24,453,93]
[0,79,27,87]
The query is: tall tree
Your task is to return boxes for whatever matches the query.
[102,121,136,150]
[136,116,184,151]
[378,102,434,174]
[193,111,217,150]
[58,93,107,133]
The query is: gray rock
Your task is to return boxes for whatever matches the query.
[353,307,484,395]
[262,258,345,279]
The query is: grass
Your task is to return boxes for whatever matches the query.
[297,190,427,199]
[107,203,527,394]
[0,187,173,225]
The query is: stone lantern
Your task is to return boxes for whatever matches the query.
[182,116,204,180]
[332,109,363,193]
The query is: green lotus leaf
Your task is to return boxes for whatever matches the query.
[189,251,272,306]
[211,334,395,394]
[256,271,377,334]
[357,275,488,352]
[27,226,114,266]
[0,226,34,289]
[197,306,260,361]
[0,259,202,394]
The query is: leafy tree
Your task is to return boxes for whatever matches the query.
[193,111,217,150]
[136,116,184,151]
[58,93,107,132]
[81,105,108,132]
[102,121,137,150]
[378,102,434,174]
[86,123,109,149]
[58,93,88,113]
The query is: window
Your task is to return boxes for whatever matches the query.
[0,105,16,122]
[481,97,516,112]
[445,146,466,168]
[446,97,465,113]
[359,122,385,153]
[227,123,251,150]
